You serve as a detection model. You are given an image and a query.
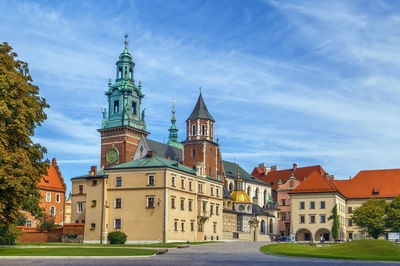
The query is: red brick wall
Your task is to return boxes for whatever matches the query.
[186,119,214,141]
[17,227,62,243]
[63,223,84,235]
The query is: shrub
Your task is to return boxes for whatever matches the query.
[107,231,127,244]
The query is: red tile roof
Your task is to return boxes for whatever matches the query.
[289,171,338,194]
[252,165,327,190]
[290,168,400,199]
[39,158,66,192]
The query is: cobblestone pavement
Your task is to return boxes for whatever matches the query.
[0,241,398,266]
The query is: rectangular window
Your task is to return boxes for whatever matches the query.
[281,212,286,221]
[310,215,315,223]
[92,180,97,186]
[310,201,315,209]
[181,221,185,232]
[132,101,136,115]
[198,223,203,232]
[171,197,175,209]
[26,219,32,227]
[78,185,83,194]
[300,202,305,209]
[147,196,155,208]
[174,220,178,231]
[189,181,192,191]
[50,206,56,216]
[320,201,325,209]
[148,175,155,186]
[202,202,207,214]
[90,223,96,230]
[348,219,353,226]
[114,219,121,229]
[198,184,203,193]
[188,200,193,211]
[210,205,214,215]
[281,199,286,206]
[77,202,83,213]
[114,100,119,113]
[91,200,97,208]
[171,176,175,187]
[116,177,122,187]
[213,222,217,233]
[211,187,214,196]
[216,205,219,215]
[192,148,196,158]
[45,192,52,203]
[115,198,122,209]
[180,199,185,210]
[181,179,185,189]
[320,215,326,223]
[348,207,353,213]
[191,221,194,231]
[348,232,353,240]
[216,188,219,197]
[56,193,61,203]
[300,215,305,224]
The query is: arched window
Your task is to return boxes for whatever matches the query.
[191,149,196,158]
[260,220,265,234]
[118,67,123,78]
[269,218,273,234]
[202,125,205,135]
[263,190,267,204]
[247,186,251,197]
[192,124,196,136]
[227,201,231,207]
[247,205,251,212]
[255,188,259,199]
[124,66,127,78]
[229,183,233,192]
[129,68,133,80]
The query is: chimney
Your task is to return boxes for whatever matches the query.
[89,166,97,176]
[258,163,270,175]
[329,175,335,180]
[349,176,352,180]
[293,163,297,171]
[271,165,278,171]
[146,151,154,158]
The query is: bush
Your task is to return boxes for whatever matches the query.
[0,225,19,245]
[107,231,127,244]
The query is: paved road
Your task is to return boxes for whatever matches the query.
[0,241,398,266]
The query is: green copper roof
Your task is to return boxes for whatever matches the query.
[71,170,105,180]
[187,92,215,122]
[267,194,274,203]
[223,160,267,185]
[166,101,183,149]
[106,155,196,175]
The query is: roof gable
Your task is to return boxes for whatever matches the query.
[289,171,337,194]
[39,158,66,192]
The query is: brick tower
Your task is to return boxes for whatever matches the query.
[182,91,224,180]
[98,35,149,168]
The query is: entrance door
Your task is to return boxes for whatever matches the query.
[323,233,330,241]
[305,233,311,241]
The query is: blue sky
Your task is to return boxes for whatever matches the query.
[2,0,400,192]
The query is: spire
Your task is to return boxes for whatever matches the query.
[166,98,183,149]
[187,90,215,122]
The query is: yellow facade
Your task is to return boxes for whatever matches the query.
[71,166,223,243]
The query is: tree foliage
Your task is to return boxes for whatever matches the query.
[352,198,387,239]
[385,195,400,232]
[328,204,339,240]
[0,42,49,229]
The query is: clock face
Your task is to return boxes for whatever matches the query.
[106,147,119,164]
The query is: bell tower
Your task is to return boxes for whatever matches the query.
[182,90,224,180]
[98,35,149,168]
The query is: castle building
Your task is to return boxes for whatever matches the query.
[24,158,66,227]
[289,169,400,241]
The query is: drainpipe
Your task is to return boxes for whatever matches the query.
[100,176,105,244]
[163,169,167,243]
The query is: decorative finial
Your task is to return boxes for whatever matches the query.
[199,87,202,93]
[172,97,176,113]
[109,78,111,82]
[124,34,128,48]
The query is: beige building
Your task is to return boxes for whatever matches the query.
[290,169,400,241]
[71,152,223,243]
[64,197,71,224]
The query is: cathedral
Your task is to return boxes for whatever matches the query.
[70,36,278,243]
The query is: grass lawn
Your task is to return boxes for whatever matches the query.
[261,239,400,261]
[0,247,156,256]
[16,241,221,248]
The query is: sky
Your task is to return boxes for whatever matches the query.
[2,0,400,192]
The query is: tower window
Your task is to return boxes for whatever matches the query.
[118,67,122,79]
[129,68,133,79]
[192,125,196,136]
[114,100,119,113]
[124,66,127,78]
[132,102,136,115]
[192,148,196,158]
[202,125,205,136]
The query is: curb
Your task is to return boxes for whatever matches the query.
[0,254,157,259]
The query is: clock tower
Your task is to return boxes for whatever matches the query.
[98,35,149,168]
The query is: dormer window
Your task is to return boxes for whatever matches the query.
[114,100,119,113]
[372,187,380,195]
[192,125,196,136]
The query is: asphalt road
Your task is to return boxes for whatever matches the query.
[0,241,398,266]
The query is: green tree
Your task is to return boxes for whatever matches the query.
[385,195,400,232]
[328,204,339,240]
[352,198,387,239]
[0,42,49,232]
